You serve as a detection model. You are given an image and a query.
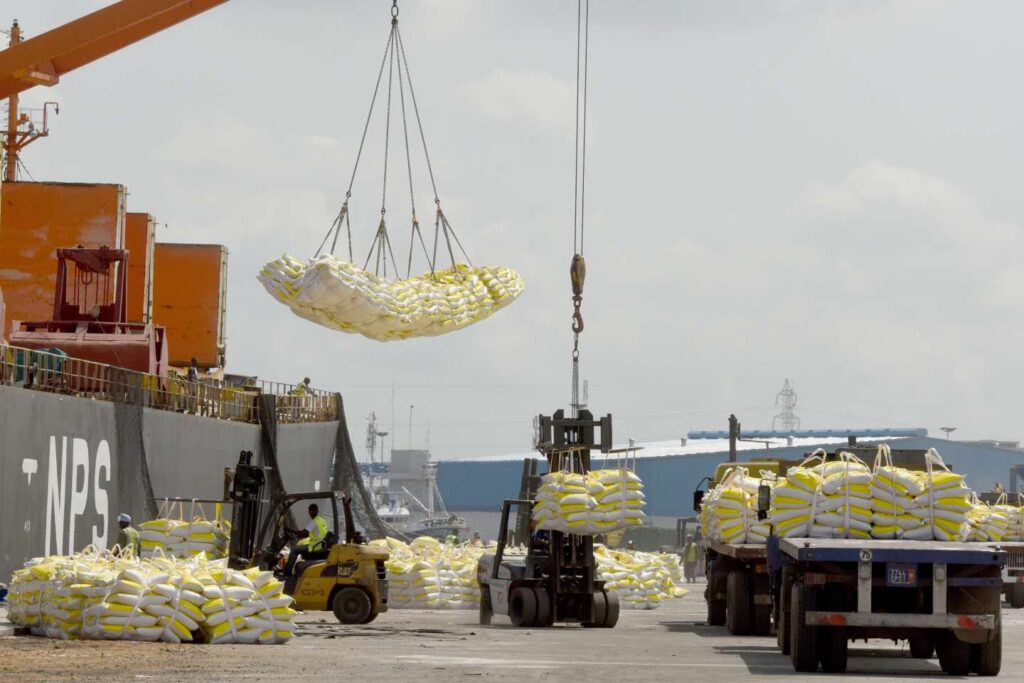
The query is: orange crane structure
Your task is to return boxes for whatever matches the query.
[1,0,227,180]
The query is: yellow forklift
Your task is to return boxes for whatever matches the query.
[227,451,389,624]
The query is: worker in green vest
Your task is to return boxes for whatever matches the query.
[284,503,330,576]
[117,513,141,558]
[683,535,699,584]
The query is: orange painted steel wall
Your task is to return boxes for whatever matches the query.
[152,243,227,369]
[0,181,125,334]
[124,212,155,323]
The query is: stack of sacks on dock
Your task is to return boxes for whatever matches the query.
[966,496,1009,542]
[532,468,646,535]
[7,550,294,644]
[994,495,1024,541]
[594,546,687,610]
[258,255,525,341]
[139,517,230,560]
[701,466,774,544]
[376,536,487,610]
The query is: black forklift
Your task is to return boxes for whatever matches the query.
[477,409,619,628]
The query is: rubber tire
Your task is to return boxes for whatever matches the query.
[479,586,493,626]
[1009,583,1024,609]
[971,611,1001,676]
[509,586,537,628]
[908,634,934,659]
[777,566,794,655]
[333,586,372,625]
[602,590,620,629]
[707,562,727,626]
[533,587,553,627]
[727,571,752,636]
[360,609,378,624]
[582,590,607,628]
[790,584,819,673]
[753,605,772,637]
[817,585,847,674]
[938,631,972,676]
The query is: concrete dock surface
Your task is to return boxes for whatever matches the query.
[2,581,1023,681]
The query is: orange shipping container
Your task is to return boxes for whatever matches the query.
[152,242,227,369]
[0,181,125,334]
[124,212,155,323]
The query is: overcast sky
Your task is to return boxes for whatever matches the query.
[13,1,1024,458]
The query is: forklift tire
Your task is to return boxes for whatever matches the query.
[726,571,752,636]
[333,587,372,625]
[602,590,620,629]
[971,611,1001,676]
[938,631,971,676]
[509,587,538,628]
[817,585,847,674]
[479,587,493,626]
[790,584,819,673]
[360,609,379,625]
[1009,584,1024,609]
[533,587,553,627]
[908,634,934,659]
[583,591,607,628]
[777,565,794,655]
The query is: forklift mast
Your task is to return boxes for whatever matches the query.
[227,450,266,569]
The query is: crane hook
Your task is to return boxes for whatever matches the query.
[570,254,586,334]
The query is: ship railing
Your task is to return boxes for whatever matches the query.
[0,344,338,424]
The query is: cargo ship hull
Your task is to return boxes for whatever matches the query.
[0,383,339,580]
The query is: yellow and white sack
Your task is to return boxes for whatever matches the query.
[810,453,873,539]
[258,255,524,341]
[769,455,824,539]
[904,449,971,542]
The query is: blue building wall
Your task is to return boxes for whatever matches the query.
[436,438,1024,519]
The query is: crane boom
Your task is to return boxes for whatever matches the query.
[0,0,227,101]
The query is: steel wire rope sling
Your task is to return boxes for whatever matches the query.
[262,0,524,341]
[569,0,591,417]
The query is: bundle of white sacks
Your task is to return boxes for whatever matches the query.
[594,546,688,610]
[139,518,230,560]
[531,469,646,535]
[373,536,488,610]
[7,549,295,644]
[699,466,773,544]
[258,255,524,341]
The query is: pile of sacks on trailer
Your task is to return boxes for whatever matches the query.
[6,549,295,644]
[532,468,647,535]
[594,546,688,610]
[139,518,230,560]
[703,447,1017,544]
[374,536,491,610]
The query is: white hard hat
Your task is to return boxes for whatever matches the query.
[118,513,131,524]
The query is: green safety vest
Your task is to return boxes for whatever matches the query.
[309,515,329,552]
[684,542,698,563]
[121,526,141,557]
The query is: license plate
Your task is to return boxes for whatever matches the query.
[886,563,918,587]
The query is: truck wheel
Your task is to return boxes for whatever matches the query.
[938,632,971,676]
[602,590,620,629]
[479,586,493,626]
[707,561,727,626]
[1009,583,1024,609]
[583,590,607,628]
[727,571,752,635]
[533,587,553,627]
[753,606,772,636]
[971,611,1001,676]
[333,587,371,625]
[790,584,819,673]
[777,565,794,655]
[509,587,537,627]
[908,634,934,659]
[817,585,847,674]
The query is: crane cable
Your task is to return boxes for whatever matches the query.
[570,0,590,417]
[313,0,471,279]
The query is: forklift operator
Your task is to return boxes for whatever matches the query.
[284,503,330,576]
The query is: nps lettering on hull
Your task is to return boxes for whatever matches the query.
[33,436,112,555]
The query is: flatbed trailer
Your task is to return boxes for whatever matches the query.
[990,541,1024,608]
[704,538,771,635]
[769,536,1005,675]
